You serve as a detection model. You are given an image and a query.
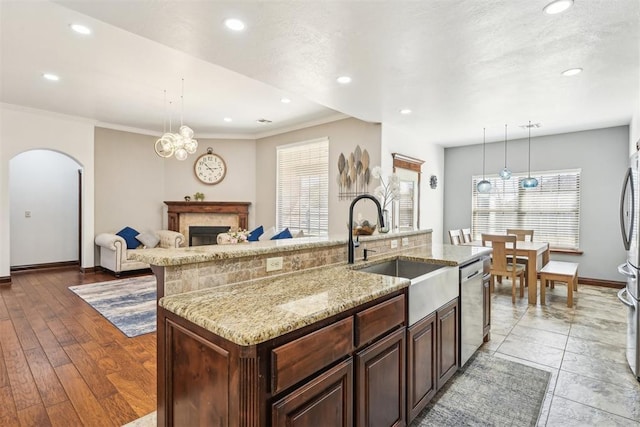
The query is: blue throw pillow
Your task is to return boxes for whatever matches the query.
[116,226,141,249]
[271,228,292,240]
[248,225,264,242]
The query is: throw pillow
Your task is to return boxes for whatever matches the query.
[116,226,141,249]
[248,225,264,242]
[271,228,293,240]
[136,231,160,249]
[295,230,305,238]
[259,226,276,241]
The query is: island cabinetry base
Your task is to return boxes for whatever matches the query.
[158,289,407,427]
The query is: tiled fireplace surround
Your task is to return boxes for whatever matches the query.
[159,231,431,296]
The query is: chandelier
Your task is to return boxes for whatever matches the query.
[154,79,198,161]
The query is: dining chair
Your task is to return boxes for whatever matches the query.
[461,228,472,243]
[506,229,534,242]
[448,229,463,245]
[506,228,534,285]
[481,233,526,304]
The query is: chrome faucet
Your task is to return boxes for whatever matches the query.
[348,194,385,264]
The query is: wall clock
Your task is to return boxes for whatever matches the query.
[194,148,227,185]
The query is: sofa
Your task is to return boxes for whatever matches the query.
[95,230,184,276]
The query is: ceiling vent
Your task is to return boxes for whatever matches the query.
[256,118,272,124]
[519,122,542,129]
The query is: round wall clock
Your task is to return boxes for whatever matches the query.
[194,148,227,185]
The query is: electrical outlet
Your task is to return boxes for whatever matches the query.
[390,240,398,249]
[402,237,409,247]
[25,210,31,218]
[266,257,283,272]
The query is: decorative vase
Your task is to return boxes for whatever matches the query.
[379,209,390,233]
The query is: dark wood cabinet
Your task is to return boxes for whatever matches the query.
[158,290,407,427]
[355,327,406,427]
[272,358,353,427]
[436,299,459,389]
[406,312,437,421]
[483,275,491,340]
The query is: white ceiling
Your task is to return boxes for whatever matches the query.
[2,0,638,146]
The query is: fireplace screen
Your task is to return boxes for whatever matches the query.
[189,226,231,246]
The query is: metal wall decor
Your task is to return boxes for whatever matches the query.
[338,145,371,200]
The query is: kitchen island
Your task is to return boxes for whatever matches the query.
[133,231,492,426]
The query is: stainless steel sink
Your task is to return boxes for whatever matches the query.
[356,258,445,279]
[355,258,459,326]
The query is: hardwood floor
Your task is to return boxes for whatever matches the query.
[0,268,156,427]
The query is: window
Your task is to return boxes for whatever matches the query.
[277,138,329,236]
[471,169,581,250]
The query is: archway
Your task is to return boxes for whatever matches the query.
[9,149,82,270]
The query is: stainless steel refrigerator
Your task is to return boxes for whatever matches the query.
[618,150,640,382]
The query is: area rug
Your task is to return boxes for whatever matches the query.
[411,352,550,426]
[69,276,156,338]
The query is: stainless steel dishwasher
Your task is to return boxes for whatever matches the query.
[459,256,490,366]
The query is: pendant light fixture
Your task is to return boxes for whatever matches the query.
[477,127,491,193]
[499,123,512,180]
[154,79,198,160]
[522,120,539,189]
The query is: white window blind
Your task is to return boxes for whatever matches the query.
[398,180,415,230]
[471,169,581,250]
[276,138,329,236]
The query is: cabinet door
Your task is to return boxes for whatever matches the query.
[437,299,459,389]
[355,328,406,427]
[407,312,437,423]
[272,358,353,427]
[483,276,491,340]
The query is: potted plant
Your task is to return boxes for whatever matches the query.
[194,192,205,201]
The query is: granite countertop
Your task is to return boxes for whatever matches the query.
[159,265,410,346]
[129,229,431,266]
[157,242,491,347]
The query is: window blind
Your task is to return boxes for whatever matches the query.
[276,138,329,236]
[398,180,415,230]
[471,169,581,249]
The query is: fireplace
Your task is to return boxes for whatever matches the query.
[189,226,231,246]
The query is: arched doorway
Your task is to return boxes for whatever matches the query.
[9,149,82,270]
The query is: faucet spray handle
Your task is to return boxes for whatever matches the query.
[363,248,376,261]
[354,234,360,248]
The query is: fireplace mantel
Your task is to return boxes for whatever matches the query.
[164,201,251,237]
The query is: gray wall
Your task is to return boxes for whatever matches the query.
[444,126,629,282]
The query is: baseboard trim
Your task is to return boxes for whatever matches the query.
[10,261,80,272]
[579,277,625,289]
[80,266,97,274]
[0,276,11,286]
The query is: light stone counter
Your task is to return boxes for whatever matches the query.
[159,264,410,346]
[129,229,431,266]
[157,241,491,346]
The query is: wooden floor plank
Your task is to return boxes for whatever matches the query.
[17,402,52,427]
[59,316,92,345]
[107,372,156,418]
[0,319,43,410]
[99,392,142,426]
[23,347,68,407]
[0,340,10,388]
[54,363,114,427]
[62,342,118,400]
[79,339,122,376]
[11,316,42,352]
[25,315,72,368]
[0,385,19,426]
[46,400,83,427]
[0,292,10,320]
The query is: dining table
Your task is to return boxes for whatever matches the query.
[463,240,550,305]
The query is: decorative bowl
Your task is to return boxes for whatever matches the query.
[352,224,377,236]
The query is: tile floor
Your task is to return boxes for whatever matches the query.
[481,281,640,426]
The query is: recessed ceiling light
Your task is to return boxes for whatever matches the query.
[280,98,291,104]
[400,109,412,115]
[70,23,91,35]
[561,67,583,76]
[336,76,352,84]
[543,0,574,15]
[224,18,245,31]
[224,117,232,122]
[43,73,60,81]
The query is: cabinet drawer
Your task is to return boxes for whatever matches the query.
[272,317,354,395]
[355,294,405,347]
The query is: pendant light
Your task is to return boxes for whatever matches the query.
[498,123,512,180]
[522,120,539,189]
[477,127,491,193]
